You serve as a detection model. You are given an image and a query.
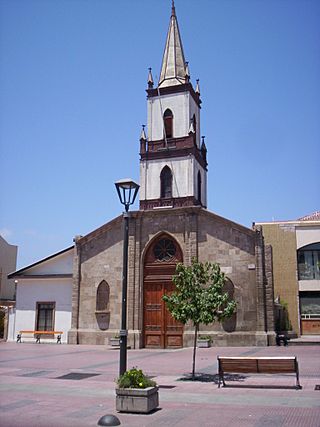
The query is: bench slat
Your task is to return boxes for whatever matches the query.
[217,356,301,389]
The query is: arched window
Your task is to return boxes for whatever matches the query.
[197,170,202,204]
[160,166,172,198]
[96,280,110,312]
[297,243,320,280]
[163,109,173,138]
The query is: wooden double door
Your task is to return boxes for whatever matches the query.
[143,236,183,348]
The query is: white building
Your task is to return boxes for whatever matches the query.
[7,246,73,343]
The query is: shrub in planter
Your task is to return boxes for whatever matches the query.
[197,335,212,348]
[116,367,159,413]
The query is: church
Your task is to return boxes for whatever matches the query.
[9,3,275,348]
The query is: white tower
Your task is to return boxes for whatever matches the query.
[139,1,207,210]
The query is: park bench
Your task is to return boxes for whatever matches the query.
[17,330,63,344]
[217,356,301,389]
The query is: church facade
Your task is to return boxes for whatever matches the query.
[68,4,275,348]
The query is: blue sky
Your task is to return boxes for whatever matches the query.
[1,0,319,269]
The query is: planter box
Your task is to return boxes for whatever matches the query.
[197,339,211,348]
[109,338,120,346]
[116,386,159,413]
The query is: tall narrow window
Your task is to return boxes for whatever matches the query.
[192,114,197,134]
[160,166,172,198]
[96,280,110,312]
[197,170,202,204]
[36,302,55,331]
[163,109,173,138]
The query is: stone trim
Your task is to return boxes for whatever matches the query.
[140,141,207,170]
[140,196,202,211]
[254,225,268,333]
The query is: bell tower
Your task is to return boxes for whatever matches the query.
[139,1,207,210]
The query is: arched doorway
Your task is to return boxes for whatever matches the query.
[143,234,183,348]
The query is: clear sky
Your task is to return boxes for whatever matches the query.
[1,0,319,269]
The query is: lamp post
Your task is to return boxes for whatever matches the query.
[115,178,139,376]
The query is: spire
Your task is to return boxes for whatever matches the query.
[158,1,187,88]
[147,68,154,89]
[140,125,147,141]
[185,61,190,82]
[195,79,200,95]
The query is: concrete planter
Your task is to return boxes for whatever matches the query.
[116,386,159,413]
[109,338,120,346]
[197,339,211,348]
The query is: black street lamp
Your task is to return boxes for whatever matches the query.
[115,178,139,376]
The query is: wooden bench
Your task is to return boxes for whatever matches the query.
[217,356,301,389]
[17,330,63,344]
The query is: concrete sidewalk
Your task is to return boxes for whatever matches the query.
[0,342,319,427]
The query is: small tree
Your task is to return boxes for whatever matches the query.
[163,259,236,379]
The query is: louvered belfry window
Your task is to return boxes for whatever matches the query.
[163,109,173,138]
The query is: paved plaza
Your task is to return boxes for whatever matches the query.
[0,341,319,427]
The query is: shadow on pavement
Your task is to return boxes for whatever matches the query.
[177,373,246,383]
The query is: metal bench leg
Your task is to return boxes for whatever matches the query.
[17,334,21,343]
[218,370,225,387]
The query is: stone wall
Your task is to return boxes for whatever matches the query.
[70,207,274,347]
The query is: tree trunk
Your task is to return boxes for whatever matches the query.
[192,323,199,380]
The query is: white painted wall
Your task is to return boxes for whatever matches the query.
[7,307,15,341]
[26,250,73,275]
[296,226,320,249]
[140,156,194,200]
[148,91,200,146]
[193,161,207,207]
[299,280,320,291]
[189,94,201,148]
[142,86,206,204]
[8,278,72,343]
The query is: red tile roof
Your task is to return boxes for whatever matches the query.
[298,211,320,221]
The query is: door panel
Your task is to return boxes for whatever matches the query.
[144,283,163,348]
[143,235,183,349]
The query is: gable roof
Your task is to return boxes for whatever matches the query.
[8,246,74,279]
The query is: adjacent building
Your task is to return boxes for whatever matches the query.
[0,235,18,339]
[7,247,73,343]
[255,211,320,336]
[0,235,18,303]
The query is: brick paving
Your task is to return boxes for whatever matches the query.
[0,342,319,426]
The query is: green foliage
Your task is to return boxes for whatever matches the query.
[163,259,236,379]
[116,367,156,389]
[163,259,236,326]
[276,298,292,332]
[198,335,212,341]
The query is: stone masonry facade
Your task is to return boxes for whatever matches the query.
[68,206,275,347]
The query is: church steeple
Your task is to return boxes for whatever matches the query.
[158,0,187,88]
[139,1,207,211]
